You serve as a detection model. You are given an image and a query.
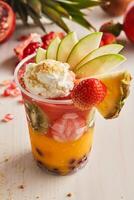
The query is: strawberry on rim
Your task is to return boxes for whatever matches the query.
[71,78,107,110]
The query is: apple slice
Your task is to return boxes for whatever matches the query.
[46,37,61,60]
[75,54,126,78]
[35,48,46,63]
[75,44,123,70]
[67,32,103,69]
[57,32,78,62]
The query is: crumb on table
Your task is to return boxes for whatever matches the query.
[18,185,24,189]
[66,193,72,197]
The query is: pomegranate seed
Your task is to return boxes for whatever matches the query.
[2,89,11,96]
[2,114,14,122]
[10,88,21,97]
[23,42,41,58]
[18,99,24,104]
[8,81,17,89]
[17,35,28,41]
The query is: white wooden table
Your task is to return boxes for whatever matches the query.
[0,8,134,200]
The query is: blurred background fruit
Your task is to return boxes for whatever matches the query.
[0,1,16,43]
[101,0,133,16]
[100,4,134,44]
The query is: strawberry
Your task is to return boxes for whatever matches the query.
[100,21,122,37]
[123,5,134,43]
[71,78,107,110]
[100,33,116,46]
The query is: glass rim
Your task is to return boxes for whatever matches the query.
[14,53,73,105]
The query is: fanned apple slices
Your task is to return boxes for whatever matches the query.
[35,31,132,119]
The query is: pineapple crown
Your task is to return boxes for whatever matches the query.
[5,0,105,32]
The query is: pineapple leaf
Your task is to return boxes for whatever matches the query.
[27,0,42,14]
[42,5,70,33]
[60,4,96,31]
[6,0,99,32]
[43,0,70,18]
[27,6,46,32]
[69,0,101,9]
[15,1,28,25]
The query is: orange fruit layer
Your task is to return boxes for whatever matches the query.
[28,124,94,174]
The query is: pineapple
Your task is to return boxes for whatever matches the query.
[97,71,132,119]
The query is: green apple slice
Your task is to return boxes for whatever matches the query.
[75,44,123,70]
[35,48,46,63]
[46,37,61,60]
[57,32,78,62]
[75,54,126,78]
[67,32,103,69]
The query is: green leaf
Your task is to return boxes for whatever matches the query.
[60,4,96,31]
[15,2,28,24]
[43,0,70,18]
[71,15,96,31]
[70,0,101,9]
[55,0,78,5]
[60,4,85,16]
[42,5,70,33]
[27,0,42,14]
[27,6,46,32]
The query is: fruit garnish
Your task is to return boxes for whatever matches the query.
[46,37,61,60]
[2,114,14,122]
[35,48,46,63]
[24,100,49,133]
[75,44,123,69]
[23,42,41,59]
[96,71,132,119]
[71,78,107,110]
[123,5,134,43]
[67,32,103,69]
[75,54,126,78]
[0,1,16,43]
[57,32,78,62]
[100,33,116,46]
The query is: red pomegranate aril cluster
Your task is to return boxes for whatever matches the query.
[2,114,14,122]
[2,81,21,97]
[0,6,8,36]
[22,42,41,59]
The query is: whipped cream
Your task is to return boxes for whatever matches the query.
[24,59,75,98]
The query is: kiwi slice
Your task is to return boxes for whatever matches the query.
[24,100,49,133]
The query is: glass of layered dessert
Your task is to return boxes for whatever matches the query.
[15,32,131,175]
